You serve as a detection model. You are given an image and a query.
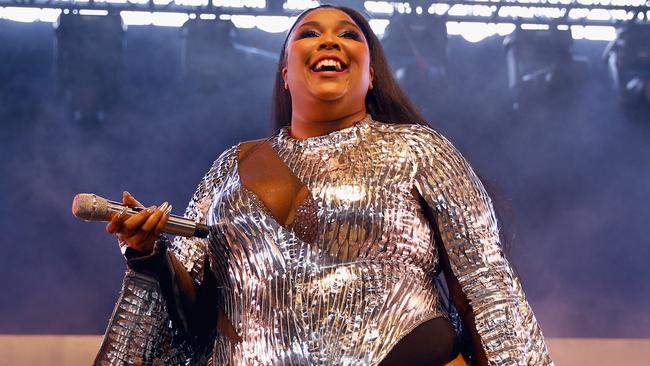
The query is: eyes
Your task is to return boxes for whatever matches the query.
[297,29,361,41]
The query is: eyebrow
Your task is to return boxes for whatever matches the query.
[297,20,360,30]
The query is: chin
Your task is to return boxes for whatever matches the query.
[310,89,347,101]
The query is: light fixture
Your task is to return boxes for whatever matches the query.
[381,12,448,111]
[503,26,589,109]
[55,12,125,123]
[603,23,650,106]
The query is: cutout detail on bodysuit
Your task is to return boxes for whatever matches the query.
[237,139,318,243]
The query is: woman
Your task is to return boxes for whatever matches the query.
[97,5,553,366]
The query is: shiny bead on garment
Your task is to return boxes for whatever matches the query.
[95,115,553,366]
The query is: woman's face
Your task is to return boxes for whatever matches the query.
[283,8,374,106]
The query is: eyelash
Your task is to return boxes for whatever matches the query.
[298,30,361,40]
[341,30,360,40]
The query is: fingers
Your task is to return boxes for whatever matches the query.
[140,202,169,234]
[124,202,171,253]
[121,205,158,237]
[154,203,172,236]
[106,206,129,234]
[139,203,172,251]
[107,195,172,255]
[122,191,144,208]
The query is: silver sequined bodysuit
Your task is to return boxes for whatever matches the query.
[95,115,553,366]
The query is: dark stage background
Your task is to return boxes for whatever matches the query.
[1,18,649,338]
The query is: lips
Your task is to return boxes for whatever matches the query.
[310,56,349,73]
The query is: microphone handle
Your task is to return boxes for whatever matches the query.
[105,200,209,238]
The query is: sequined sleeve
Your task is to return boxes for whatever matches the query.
[94,146,237,366]
[408,125,553,366]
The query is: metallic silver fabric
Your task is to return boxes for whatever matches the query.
[96,115,553,366]
[95,149,235,366]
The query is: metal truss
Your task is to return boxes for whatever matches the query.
[0,0,649,26]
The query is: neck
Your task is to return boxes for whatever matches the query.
[289,108,367,140]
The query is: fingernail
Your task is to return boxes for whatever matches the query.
[159,202,169,212]
[164,205,173,215]
[146,205,156,213]
[123,191,130,197]
[117,206,129,219]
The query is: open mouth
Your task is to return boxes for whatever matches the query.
[310,58,349,72]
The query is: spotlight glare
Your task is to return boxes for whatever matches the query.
[78,9,109,16]
[447,21,498,43]
[568,8,589,19]
[283,0,319,10]
[119,10,189,27]
[496,23,516,36]
[364,1,394,15]
[571,25,616,41]
[521,24,549,30]
[212,0,265,7]
[230,14,256,28]
[587,9,611,20]
[120,10,152,25]
[368,19,390,36]
[1,7,61,23]
[175,0,209,6]
[429,4,450,15]
[151,12,189,27]
[448,4,470,17]
[255,15,292,33]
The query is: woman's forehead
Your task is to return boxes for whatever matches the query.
[295,8,359,29]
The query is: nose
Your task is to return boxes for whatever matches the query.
[318,34,341,50]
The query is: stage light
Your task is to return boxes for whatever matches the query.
[603,24,650,105]
[78,9,109,16]
[55,12,125,123]
[368,19,390,37]
[571,25,616,41]
[212,0,265,8]
[503,26,589,109]
[382,13,448,111]
[283,0,319,10]
[181,18,241,93]
[0,7,61,23]
[364,1,395,15]
[255,15,293,33]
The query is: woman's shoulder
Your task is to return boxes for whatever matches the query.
[367,118,452,151]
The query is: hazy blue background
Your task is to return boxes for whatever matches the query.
[1,17,648,338]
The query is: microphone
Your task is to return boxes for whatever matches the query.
[71,193,209,238]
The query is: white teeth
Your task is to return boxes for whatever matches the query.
[314,59,343,71]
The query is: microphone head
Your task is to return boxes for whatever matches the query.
[72,193,111,221]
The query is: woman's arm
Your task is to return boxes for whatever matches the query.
[407,125,553,366]
[95,146,237,365]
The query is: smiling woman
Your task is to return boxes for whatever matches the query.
[95,5,553,366]
[281,9,373,138]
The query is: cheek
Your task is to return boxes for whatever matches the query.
[351,46,371,74]
[286,54,309,84]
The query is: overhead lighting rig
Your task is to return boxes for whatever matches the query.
[1,0,649,29]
